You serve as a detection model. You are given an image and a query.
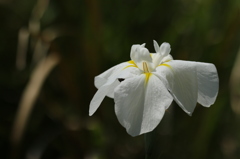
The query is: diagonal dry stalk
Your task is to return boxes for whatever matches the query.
[230,46,240,115]
[11,53,60,147]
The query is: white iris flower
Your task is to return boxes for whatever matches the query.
[89,41,219,137]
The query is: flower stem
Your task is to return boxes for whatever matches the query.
[144,128,160,159]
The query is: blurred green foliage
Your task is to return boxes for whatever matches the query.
[0,0,240,159]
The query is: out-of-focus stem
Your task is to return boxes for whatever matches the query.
[144,129,158,159]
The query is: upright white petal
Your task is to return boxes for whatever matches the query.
[152,42,163,68]
[114,74,173,136]
[155,60,198,115]
[153,41,172,67]
[159,42,171,57]
[153,40,160,53]
[130,44,143,63]
[130,44,152,71]
[159,42,173,63]
[193,62,219,107]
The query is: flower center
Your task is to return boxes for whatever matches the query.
[142,62,150,73]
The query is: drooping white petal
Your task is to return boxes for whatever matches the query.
[107,66,141,98]
[91,61,142,115]
[193,62,219,107]
[105,80,120,98]
[94,62,130,89]
[155,60,198,115]
[90,79,119,116]
[114,74,173,136]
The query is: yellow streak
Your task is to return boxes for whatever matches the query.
[144,73,152,86]
[158,63,172,69]
[128,60,136,65]
[123,60,137,70]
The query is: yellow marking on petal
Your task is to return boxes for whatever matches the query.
[123,65,136,69]
[128,60,137,65]
[123,60,137,70]
[144,73,152,86]
[158,63,172,69]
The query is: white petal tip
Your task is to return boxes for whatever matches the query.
[182,108,193,116]
[163,42,169,44]
[129,133,138,137]
[161,42,171,48]
[202,104,211,108]
[89,110,94,116]
[153,40,160,53]
[159,42,171,56]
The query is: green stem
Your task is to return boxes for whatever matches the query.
[144,129,159,159]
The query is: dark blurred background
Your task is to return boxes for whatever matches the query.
[0,0,240,159]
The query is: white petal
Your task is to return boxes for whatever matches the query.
[117,65,141,79]
[130,44,142,62]
[193,62,219,107]
[152,41,172,67]
[105,80,120,98]
[152,52,163,68]
[130,44,152,70]
[94,62,129,89]
[90,62,142,115]
[89,79,119,116]
[159,42,171,56]
[114,74,173,136]
[141,43,146,47]
[161,54,173,63]
[89,84,109,116]
[153,40,160,53]
[155,60,198,115]
[107,66,141,98]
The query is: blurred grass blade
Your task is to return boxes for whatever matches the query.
[11,53,60,146]
[31,0,49,20]
[32,39,49,64]
[29,0,49,35]
[16,27,29,70]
